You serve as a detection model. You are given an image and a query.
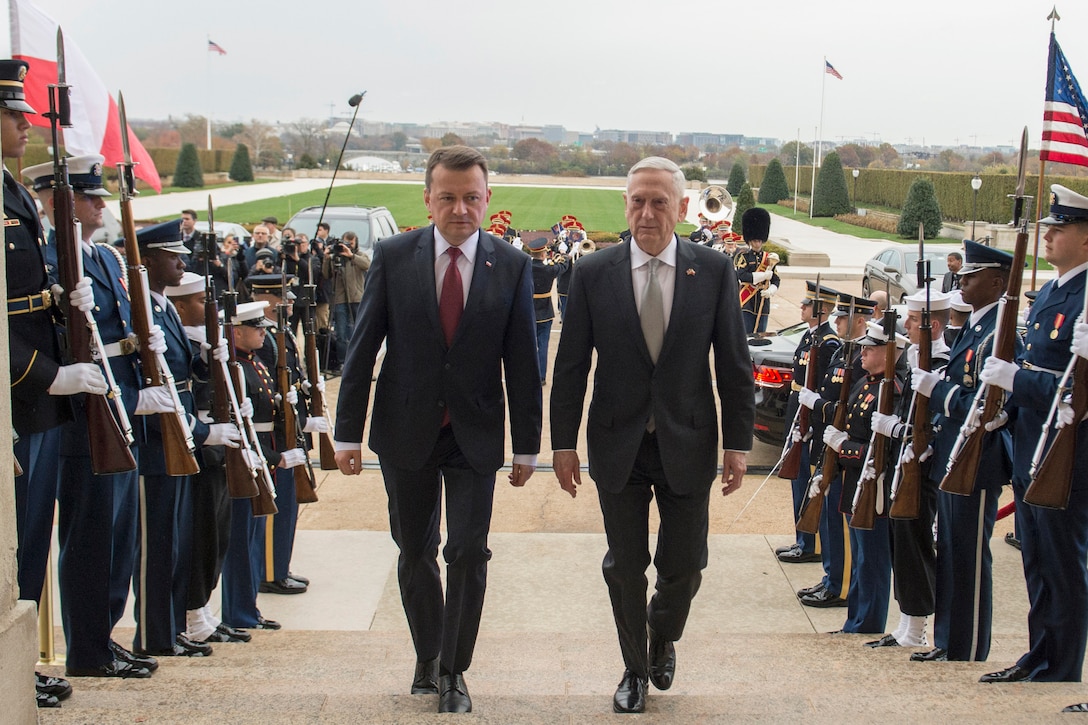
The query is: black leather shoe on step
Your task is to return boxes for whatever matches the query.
[1064,703,1088,712]
[66,660,151,679]
[775,543,799,555]
[438,672,472,713]
[259,577,308,595]
[109,640,159,671]
[35,672,71,700]
[411,657,439,695]
[253,616,281,630]
[648,627,676,691]
[797,582,825,598]
[36,691,59,708]
[799,588,847,608]
[865,634,901,648]
[979,664,1032,683]
[202,624,252,643]
[777,547,821,563]
[287,571,310,586]
[910,648,948,662]
[613,669,647,714]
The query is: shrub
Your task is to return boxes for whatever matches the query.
[835,212,899,234]
[173,142,204,188]
[812,152,851,217]
[732,183,756,236]
[682,164,707,182]
[229,143,254,182]
[726,161,746,196]
[897,178,942,238]
[758,159,790,203]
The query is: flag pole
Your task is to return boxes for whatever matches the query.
[206,35,212,150]
[1033,7,1061,291]
[809,126,817,219]
[793,127,800,215]
[818,57,827,167]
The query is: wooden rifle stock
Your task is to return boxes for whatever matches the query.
[781,285,826,480]
[277,306,318,504]
[1025,356,1086,508]
[303,300,337,470]
[235,355,278,518]
[852,315,898,530]
[890,324,930,519]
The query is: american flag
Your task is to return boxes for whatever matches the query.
[1041,32,1088,168]
[207,39,227,56]
[825,60,843,80]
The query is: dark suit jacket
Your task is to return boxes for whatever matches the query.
[334,226,542,474]
[550,238,755,495]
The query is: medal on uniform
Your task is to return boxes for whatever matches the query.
[1052,313,1065,340]
[964,348,973,373]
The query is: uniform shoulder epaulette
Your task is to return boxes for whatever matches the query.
[97,242,129,288]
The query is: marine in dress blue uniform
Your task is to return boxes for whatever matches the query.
[913,240,1016,664]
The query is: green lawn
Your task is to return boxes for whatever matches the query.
[763,204,903,242]
[151,178,276,196]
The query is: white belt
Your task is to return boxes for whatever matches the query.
[252,422,274,432]
[1022,361,1063,376]
[102,335,139,358]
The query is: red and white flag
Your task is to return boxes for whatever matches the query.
[9,0,162,191]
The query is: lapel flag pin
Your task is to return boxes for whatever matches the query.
[686,268,695,276]
[485,260,492,267]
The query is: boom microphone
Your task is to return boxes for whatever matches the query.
[348,91,366,107]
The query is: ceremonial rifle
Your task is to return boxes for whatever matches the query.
[851,306,898,530]
[1025,285,1088,508]
[277,269,318,503]
[302,251,338,469]
[941,127,1031,496]
[796,307,857,535]
[890,225,932,519]
[780,274,824,480]
[115,92,198,475]
[203,197,259,499]
[47,31,135,473]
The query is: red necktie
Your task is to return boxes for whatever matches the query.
[439,247,464,346]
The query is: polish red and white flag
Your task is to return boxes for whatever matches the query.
[9,0,162,191]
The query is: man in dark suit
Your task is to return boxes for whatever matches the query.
[550,156,754,714]
[941,251,963,293]
[333,146,542,714]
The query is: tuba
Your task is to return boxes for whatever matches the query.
[699,185,735,222]
[577,239,596,256]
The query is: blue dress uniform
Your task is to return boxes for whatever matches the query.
[1002,186,1088,682]
[925,242,1017,662]
[781,282,840,559]
[527,238,570,382]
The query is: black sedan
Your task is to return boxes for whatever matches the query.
[749,322,807,446]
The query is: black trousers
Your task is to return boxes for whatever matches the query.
[381,427,496,675]
[890,475,937,616]
[596,431,710,677]
[186,464,232,610]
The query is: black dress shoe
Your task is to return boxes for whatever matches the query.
[775,543,800,555]
[203,624,251,643]
[177,634,214,656]
[412,657,439,695]
[438,672,472,713]
[778,547,821,563]
[253,616,281,630]
[1005,532,1022,551]
[67,660,152,679]
[797,582,825,598]
[910,648,948,662]
[799,588,847,608]
[1064,703,1088,712]
[287,572,310,586]
[865,634,901,648]
[648,627,676,691]
[979,664,1032,683]
[259,577,308,595]
[109,640,159,672]
[35,672,72,700]
[36,691,60,708]
[613,669,647,714]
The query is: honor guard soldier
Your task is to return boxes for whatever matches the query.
[777,281,840,564]
[3,58,98,708]
[734,207,779,334]
[796,293,876,609]
[866,288,952,649]
[910,240,1017,664]
[945,291,971,346]
[246,273,316,595]
[30,154,173,680]
[981,186,1088,690]
[220,301,282,631]
[526,237,570,383]
[165,273,251,645]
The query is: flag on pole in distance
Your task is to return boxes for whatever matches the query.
[9,0,162,191]
[1041,32,1088,169]
[208,39,227,56]
[824,60,843,80]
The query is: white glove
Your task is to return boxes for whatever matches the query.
[301,379,312,394]
[147,324,167,355]
[911,367,940,397]
[238,397,254,419]
[205,423,241,448]
[871,411,903,439]
[285,388,298,406]
[798,387,820,410]
[316,376,326,393]
[243,449,264,469]
[761,284,778,299]
[210,339,229,363]
[1072,321,1088,361]
[791,427,803,443]
[861,461,878,485]
[278,447,306,468]
[984,410,1010,432]
[823,425,848,453]
[751,271,772,285]
[135,385,174,415]
[979,357,1018,392]
[902,443,933,463]
[54,277,94,313]
[47,362,107,396]
[303,417,329,434]
[807,472,824,499]
[1057,399,1076,428]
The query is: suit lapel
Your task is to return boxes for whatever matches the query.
[607,240,650,364]
[460,231,495,342]
[660,241,697,361]
[414,227,442,342]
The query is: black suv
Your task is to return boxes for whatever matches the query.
[286,205,399,255]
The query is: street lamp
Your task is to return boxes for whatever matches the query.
[971,174,982,242]
[852,168,860,213]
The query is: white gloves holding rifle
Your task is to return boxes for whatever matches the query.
[823,425,848,453]
[147,324,167,355]
[303,417,329,434]
[798,387,820,410]
[52,277,94,313]
[48,363,107,396]
[205,423,241,448]
[1072,321,1088,361]
[136,386,174,415]
[911,367,940,397]
[278,448,307,469]
[871,411,904,439]
[979,358,1019,392]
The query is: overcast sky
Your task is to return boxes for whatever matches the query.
[1,0,1081,149]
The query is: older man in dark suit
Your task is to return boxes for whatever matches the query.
[333,146,542,714]
[551,156,754,713]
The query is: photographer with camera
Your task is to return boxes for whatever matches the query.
[282,230,320,339]
[186,231,247,303]
[321,230,370,370]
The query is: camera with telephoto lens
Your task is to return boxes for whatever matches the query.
[192,231,220,261]
[283,240,299,256]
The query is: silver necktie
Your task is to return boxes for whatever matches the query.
[641,258,664,364]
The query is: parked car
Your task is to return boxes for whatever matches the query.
[194,220,251,246]
[285,205,398,256]
[749,321,807,446]
[861,245,950,303]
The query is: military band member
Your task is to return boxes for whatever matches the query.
[526,237,570,384]
[247,274,318,595]
[979,186,1088,687]
[734,207,779,335]
[796,294,875,609]
[777,281,839,564]
[910,240,1016,664]
[866,288,952,648]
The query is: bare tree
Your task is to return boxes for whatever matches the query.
[236,119,280,167]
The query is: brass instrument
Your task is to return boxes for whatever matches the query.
[699,185,735,222]
[577,239,597,256]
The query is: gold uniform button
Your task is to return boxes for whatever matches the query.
[1026,343,1032,350]
[7,243,13,250]
[1034,323,1040,330]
